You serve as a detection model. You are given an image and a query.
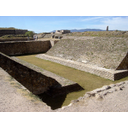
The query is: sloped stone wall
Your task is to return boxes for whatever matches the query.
[37,54,128,81]
[116,52,128,70]
[0,52,60,94]
[46,38,128,70]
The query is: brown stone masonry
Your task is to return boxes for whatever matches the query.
[0,40,51,56]
[0,52,60,94]
[37,54,128,81]
[0,30,28,37]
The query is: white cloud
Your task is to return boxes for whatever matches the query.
[80,16,103,22]
[81,16,128,30]
[29,16,128,32]
[101,17,128,30]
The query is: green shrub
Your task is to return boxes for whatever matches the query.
[25,31,34,37]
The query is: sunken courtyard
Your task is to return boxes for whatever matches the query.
[1,30,128,110]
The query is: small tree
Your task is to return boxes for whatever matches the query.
[25,31,34,37]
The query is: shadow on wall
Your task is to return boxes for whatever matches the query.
[38,92,67,110]
[37,84,84,110]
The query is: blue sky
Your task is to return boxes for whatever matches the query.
[0,16,128,33]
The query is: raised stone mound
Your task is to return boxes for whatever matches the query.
[46,37,128,70]
[66,31,128,37]
[43,34,53,38]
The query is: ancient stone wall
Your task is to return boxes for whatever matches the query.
[15,30,28,35]
[116,52,128,70]
[0,40,51,56]
[0,30,28,36]
[47,38,128,70]
[55,30,71,34]
[0,52,60,94]
[0,30,15,36]
[37,54,128,81]
[0,40,83,97]
[50,40,59,47]
[0,38,34,42]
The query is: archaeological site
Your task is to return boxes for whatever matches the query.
[1,29,128,111]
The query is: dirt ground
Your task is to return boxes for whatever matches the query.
[0,67,128,112]
[0,67,51,112]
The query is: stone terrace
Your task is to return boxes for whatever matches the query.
[36,54,128,81]
[37,36,128,80]
[46,37,128,70]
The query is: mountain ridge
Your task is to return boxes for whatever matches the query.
[51,28,104,33]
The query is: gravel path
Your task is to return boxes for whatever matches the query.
[0,68,51,112]
[1,67,128,112]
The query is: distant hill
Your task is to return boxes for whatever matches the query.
[70,29,104,32]
[51,29,104,33]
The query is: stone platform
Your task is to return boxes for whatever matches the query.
[36,54,128,81]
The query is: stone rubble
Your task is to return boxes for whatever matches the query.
[57,81,128,112]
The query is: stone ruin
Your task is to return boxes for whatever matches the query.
[51,30,70,39]
[51,30,71,35]
[43,37,128,81]
[106,26,109,31]
[0,40,83,96]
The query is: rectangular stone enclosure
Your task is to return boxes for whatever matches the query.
[0,40,82,95]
